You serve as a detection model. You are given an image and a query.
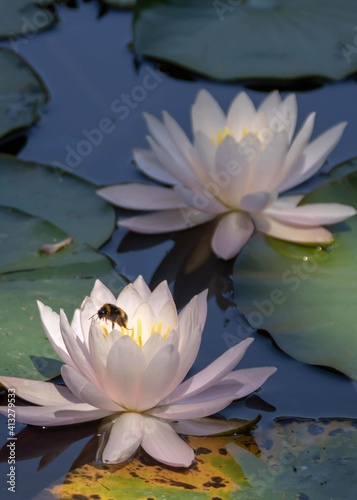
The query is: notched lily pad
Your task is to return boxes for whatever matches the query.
[133,0,357,81]
[0,48,48,141]
[234,164,357,379]
[0,154,116,248]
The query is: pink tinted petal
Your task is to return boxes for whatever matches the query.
[172,417,247,436]
[37,301,72,366]
[59,310,97,385]
[279,122,347,191]
[185,366,277,404]
[105,336,147,409]
[278,113,315,187]
[141,416,194,467]
[133,148,178,185]
[253,214,334,244]
[117,284,145,319]
[61,365,122,412]
[211,212,254,260]
[148,396,234,419]
[265,203,356,226]
[130,302,156,344]
[164,338,254,405]
[192,89,226,138]
[220,367,277,399]
[227,92,256,140]
[239,192,275,213]
[0,376,80,406]
[102,413,144,464]
[98,183,182,210]
[194,131,216,173]
[0,403,111,426]
[147,136,200,188]
[155,300,178,333]
[162,111,204,182]
[174,185,228,214]
[119,209,214,234]
[138,345,180,411]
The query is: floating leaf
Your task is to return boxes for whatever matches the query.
[0,154,116,248]
[234,166,357,379]
[101,0,136,8]
[0,48,48,141]
[133,0,357,81]
[39,418,357,498]
[0,0,58,39]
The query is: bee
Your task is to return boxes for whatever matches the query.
[90,304,131,330]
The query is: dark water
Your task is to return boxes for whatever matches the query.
[0,1,357,498]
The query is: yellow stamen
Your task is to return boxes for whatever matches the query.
[214,126,233,145]
[100,317,173,348]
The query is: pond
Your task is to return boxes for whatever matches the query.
[0,1,356,498]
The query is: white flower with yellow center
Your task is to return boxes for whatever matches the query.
[0,276,276,467]
[98,90,356,259]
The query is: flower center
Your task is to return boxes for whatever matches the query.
[100,318,172,348]
[213,126,234,145]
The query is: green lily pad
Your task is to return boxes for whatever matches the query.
[40,418,356,499]
[0,154,116,248]
[228,418,357,499]
[0,1,57,39]
[133,0,357,81]
[234,167,357,379]
[101,0,136,7]
[0,48,48,141]
[0,263,126,381]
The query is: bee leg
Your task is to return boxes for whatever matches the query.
[112,321,115,330]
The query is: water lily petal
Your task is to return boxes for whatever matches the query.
[0,376,80,406]
[227,92,256,141]
[279,122,347,191]
[119,209,214,234]
[278,112,315,187]
[88,321,122,388]
[265,202,357,226]
[141,416,194,467]
[162,110,205,182]
[192,89,226,138]
[149,279,175,314]
[184,366,277,404]
[132,275,152,300]
[37,301,73,366]
[0,403,110,426]
[117,284,145,319]
[164,338,254,405]
[155,299,178,333]
[142,331,178,364]
[105,336,147,409]
[60,310,98,385]
[148,396,235,419]
[211,212,254,260]
[102,413,144,464]
[277,93,297,143]
[194,131,217,174]
[258,90,282,115]
[253,213,334,244]
[90,279,117,306]
[61,365,122,412]
[130,302,157,345]
[147,135,200,188]
[138,344,180,410]
[175,185,228,214]
[172,417,247,436]
[98,183,182,210]
[239,192,275,213]
[133,148,178,185]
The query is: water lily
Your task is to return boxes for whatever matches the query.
[98,90,356,259]
[0,277,276,467]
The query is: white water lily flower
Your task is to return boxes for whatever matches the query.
[98,90,356,259]
[0,277,276,467]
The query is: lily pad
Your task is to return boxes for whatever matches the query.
[234,167,357,379]
[0,48,48,141]
[0,1,57,39]
[133,0,357,81]
[39,418,357,499]
[0,154,116,248]
[101,0,136,7]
